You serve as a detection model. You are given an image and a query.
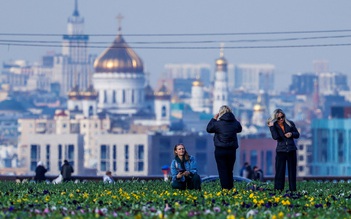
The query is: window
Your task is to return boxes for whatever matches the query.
[101,145,108,159]
[299,144,304,150]
[58,144,62,171]
[113,145,117,171]
[132,90,135,103]
[162,106,167,118]
[30,144,40,171]
[112,90,116,103]
[299,155,304,161]
[124,145,129,172]
[134,144,144,172]
[104,90,107,103]
[68,145,74,160]
[122,90,126,103]
[100,145,110,171]
[46,144,50,171]
[89,106,93,116]
[250,150,257,167]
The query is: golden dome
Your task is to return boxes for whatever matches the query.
[253,94,265,111]
[192,79,203,87]
[154,84,171,100]
[94,34,144,73]
[253,103,265,111]
[215,44,228,72]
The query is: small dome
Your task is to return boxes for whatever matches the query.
[192,79,203,87]
[93,34,144,73]
[155,84,171,100]
[253,103,265,111]
[215,56,227,72]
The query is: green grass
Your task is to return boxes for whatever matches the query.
[0,180,351,218]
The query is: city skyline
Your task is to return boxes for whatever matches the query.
[1,0,351,91]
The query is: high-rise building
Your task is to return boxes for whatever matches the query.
[234,64,275,93]
[289,73,317,95]
[310,118,351,176]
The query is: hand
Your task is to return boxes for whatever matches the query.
[183,171,190,177]
[177,172,184,179]
[214,113,219,120]
[285,132,292,138]
[267,121,273,127]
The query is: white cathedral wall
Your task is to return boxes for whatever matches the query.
[93,73,145,112]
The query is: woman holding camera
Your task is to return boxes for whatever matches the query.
[170,143,201,190]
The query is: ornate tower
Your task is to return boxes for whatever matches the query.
[212,45,229,114]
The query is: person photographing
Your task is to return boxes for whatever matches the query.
[170,143,201,190]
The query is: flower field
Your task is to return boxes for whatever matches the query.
[0,180,351,218]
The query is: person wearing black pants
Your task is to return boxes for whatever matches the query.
[207,105,242,190]
[275,151,297,191]
[214,147,236,190]
[267,109,300,192]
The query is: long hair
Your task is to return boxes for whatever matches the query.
[173,143,190,161]
[267,108,292,127]
[218,105,232,120]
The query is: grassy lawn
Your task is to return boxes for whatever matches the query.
[0,180,350,218]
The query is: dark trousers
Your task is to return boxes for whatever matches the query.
[215,147,236,190]
[171,173,201,190]
[274,151,297,192]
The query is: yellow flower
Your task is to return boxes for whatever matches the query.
[83,192,89,199]
[249,193,254,198]
[272,215,277,219]
[226,215,235,219]
[134,213,142,219]
[278,211,284,218]
[69,193,74,198]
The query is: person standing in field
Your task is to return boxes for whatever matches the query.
[267,108,300,192]
[206,105,242,190]
[61,160,74,182]
[34,161,47,183]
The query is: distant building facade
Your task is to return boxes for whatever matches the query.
[310,118,351,176]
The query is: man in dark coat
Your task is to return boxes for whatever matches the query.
[206,105,242,190]
[61,160,74,182]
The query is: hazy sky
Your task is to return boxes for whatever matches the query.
[1,0,351,90]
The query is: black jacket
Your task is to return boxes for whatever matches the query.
[269,120,300,152]
[34,165,47,182]
[61,163,74,179]
[206,112,242,148]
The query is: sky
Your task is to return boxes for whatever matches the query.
[1,0,351,91]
